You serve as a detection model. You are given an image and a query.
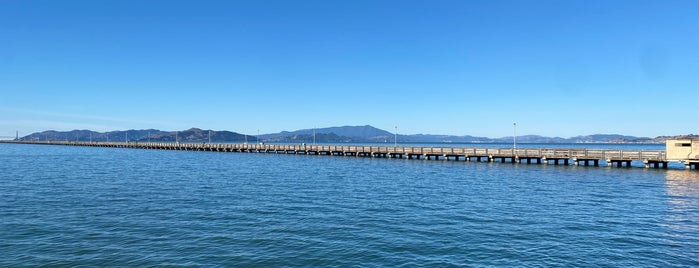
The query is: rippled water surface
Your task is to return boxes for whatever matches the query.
[1,143,698,266]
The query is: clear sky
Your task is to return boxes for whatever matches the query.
[1,0,697,138]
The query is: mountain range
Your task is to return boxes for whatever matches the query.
[17,125,696,144]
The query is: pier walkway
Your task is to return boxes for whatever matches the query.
[1,140,683,170]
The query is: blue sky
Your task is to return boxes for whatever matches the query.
[1,0,697,138]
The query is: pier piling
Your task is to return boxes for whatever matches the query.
[1,141,683,171]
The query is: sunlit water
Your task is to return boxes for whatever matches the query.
[1,143,698,266]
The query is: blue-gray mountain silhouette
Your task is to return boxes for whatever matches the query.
[19,125,679,143]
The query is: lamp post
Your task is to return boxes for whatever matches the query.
[313,128,316,145]
[513,122,517,154]
[208,130,212,144]
[394,126,397,147]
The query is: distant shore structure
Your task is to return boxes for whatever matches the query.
[4,140,699,170]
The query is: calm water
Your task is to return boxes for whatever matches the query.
[1,143,698,267]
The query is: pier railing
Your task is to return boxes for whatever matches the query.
[2,140,667,161]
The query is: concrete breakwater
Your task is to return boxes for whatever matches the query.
[2,140,687,170]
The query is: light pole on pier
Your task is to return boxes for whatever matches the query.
[513,122,517,154]
[394,126,397,147]
[208,130,212,144]
[313,127,316,145]
[257,129,260,144]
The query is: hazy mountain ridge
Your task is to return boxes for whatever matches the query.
[20,128,251,143]
[18,125,692,143]
[279,125,392,137]
[266,125,393,142]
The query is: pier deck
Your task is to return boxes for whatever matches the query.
[1,140,682,170]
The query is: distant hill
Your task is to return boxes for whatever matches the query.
[275,125,391,137]
[262,126,663,143]
[19,125,683,144]
[263,125,495,143]
[396,134,490,143]
[169,128,249,143]
[262,125,394,142]
[651,134,699,143]
[489,135,567,143]
[567,134,650,143]
[20,129,169,142]
[489,134,656,144]
[19,128,250,143]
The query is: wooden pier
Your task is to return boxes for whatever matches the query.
[1,140,685,170]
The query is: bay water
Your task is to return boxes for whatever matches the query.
[1,143,698,266]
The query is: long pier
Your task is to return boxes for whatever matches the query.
[1,140,685,170]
